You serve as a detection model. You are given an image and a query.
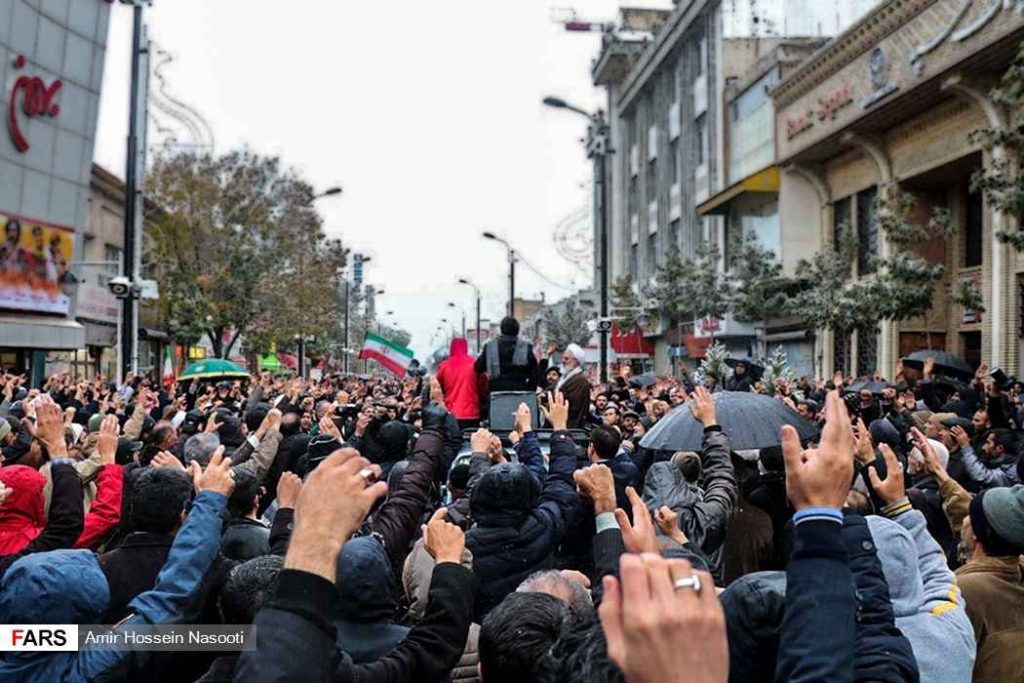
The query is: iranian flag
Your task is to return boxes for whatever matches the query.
[162,347,176,385]
[359,332,414,376]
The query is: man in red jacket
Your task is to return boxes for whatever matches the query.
[437,338,483,430]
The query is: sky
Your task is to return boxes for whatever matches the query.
[94,0,670,359]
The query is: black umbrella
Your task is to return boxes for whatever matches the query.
[845,379,890,395]
[725,356,764,381]
[639,391,818,452]
[902,350,974,381]
[629,372,657,388]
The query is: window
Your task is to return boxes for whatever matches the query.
[628,176,638,216]
[856,187,878,275]
[961,331,981,370]
[964,186,983,267]
[693,31,706,77]
[104,245,122,275]
[695,114,708,166]
[856,328,879,377]
[629,244,639,280]
[646,159,657,201]
[833,197,852,245]
[670,138,680,185]
[669,219,680,255]
[647,231,658,274]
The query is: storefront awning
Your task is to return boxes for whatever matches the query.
[697,166,779,216]
[611,323,655,358]
[0,314,85,350]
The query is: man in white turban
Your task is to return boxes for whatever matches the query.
[553,343,591,429]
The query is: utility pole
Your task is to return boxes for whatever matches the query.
[588,112,612,384]
[120,0,149,381]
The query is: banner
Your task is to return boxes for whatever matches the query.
[0,212,74,315]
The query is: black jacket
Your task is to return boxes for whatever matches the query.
[235,564,478,682]
[219,517,271,562]
[473,335,540,392]
[465,430,581,619]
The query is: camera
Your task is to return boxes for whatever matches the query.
[107,276,133,299]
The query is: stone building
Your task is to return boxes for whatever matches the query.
[773,0,1024,375]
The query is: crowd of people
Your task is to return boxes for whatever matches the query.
[0,315,1021,682]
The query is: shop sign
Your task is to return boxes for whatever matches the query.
[7,56,63,154]
[0,211,74,315]
[786,83,853,139]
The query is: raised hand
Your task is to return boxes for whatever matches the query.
[422,507,465,565]
[191,446,235,497]
[152,451,186,471]
[514,402,532,434]
[655,505,688,545]
[33,397,68,458]
[600,554,727,683]
[616,487,660,554]
[284,447,387,582]
[867,443,905,505]
[470,428,493,455]
[691,385,716,428]
[573,464,616,514]
[853,417,875,464]
[547,391,569,430]
[782,390,854,511]
[319,414,342,441]
[96,414,121,464]
[276,472,303,509]
[950,425,971,450]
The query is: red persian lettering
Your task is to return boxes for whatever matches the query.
[786,109,814,139]
[816,83,853,121]
[7,55,63,153]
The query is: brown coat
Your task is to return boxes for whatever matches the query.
[955,556,1024,683]
[558,371,591,430]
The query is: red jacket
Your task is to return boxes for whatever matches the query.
[436,338,482,420]
[74,464,123,549]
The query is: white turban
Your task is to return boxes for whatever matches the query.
[566,343,586,366]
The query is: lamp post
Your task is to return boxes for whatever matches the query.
[315,186,343,199]
[448,302,467,338]
[457,278,482,354]
[342,255,371,374]
[482,232,516,318]
[294,334,315,379]
[543,96,612,383]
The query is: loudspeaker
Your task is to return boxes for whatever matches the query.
[488,391,539,431]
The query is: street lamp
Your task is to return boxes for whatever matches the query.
[457,278,482,354]
[543,94,612,383]
[482,232,516,317]
[448,302,467,338]
[315,186,343,199]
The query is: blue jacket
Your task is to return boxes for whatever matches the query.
[774,518,855,683]
[0,491,227,682]
[841,512,919,682]
[466,429,581,619]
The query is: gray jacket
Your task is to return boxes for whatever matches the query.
[642,426,736,580]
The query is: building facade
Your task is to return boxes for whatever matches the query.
[0,0,111,383]
[773,0,1024,376]
[592,1,881,375]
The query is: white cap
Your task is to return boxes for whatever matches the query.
[566,343,586,365]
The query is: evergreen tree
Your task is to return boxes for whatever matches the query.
[611,276,644,331]
[698,341,732,384]
[760,345,796,394]
[728,233,792,323]
[543,299,593,349]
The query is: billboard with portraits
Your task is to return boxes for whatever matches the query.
[0,212,74,315]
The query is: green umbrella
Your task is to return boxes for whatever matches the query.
[258,354,282,371]
[178,358,249,381]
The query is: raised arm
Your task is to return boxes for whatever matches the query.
[775,391,856,683]
[77,449,236,680]
[689,387,737,554]
[370,404,448,561]
[531,393,581,539]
